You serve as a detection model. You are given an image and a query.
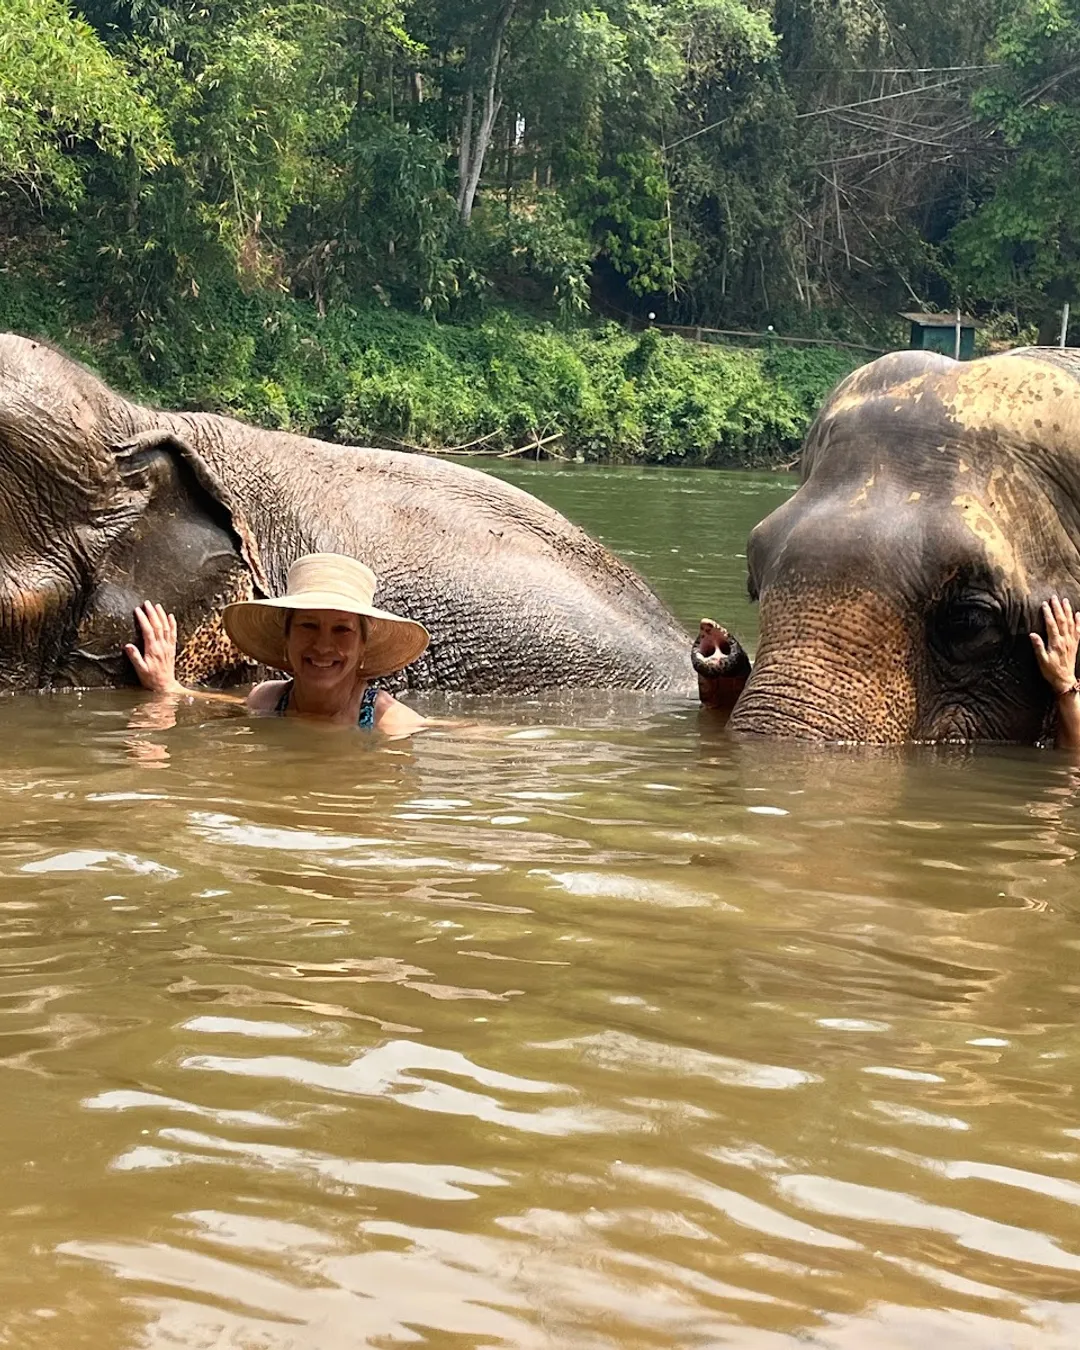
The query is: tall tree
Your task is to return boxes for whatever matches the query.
[948,0,1080,326]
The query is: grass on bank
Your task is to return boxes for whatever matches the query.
[0,277,863,466]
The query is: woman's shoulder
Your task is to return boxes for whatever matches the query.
[373,689,428,735]
[247,678,290,713]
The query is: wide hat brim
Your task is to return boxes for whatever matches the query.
[222,589,430,679]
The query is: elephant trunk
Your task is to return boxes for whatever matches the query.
[730,587,919,742]
[693,620,751,709]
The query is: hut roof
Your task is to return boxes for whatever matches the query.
[900,311,980,329]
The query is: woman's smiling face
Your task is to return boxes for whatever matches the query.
[285,609,366,692]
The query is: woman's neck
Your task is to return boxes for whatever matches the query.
[287,676,368,723]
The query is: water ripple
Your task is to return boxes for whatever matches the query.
[3,669,1080,1347]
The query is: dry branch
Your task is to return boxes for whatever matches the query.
[405,430,567,460]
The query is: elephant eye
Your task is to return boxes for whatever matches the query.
[936,598,1007,660]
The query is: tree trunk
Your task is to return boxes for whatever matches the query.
[458,0,516,226]
[456,89,474,216]
[504,113,513,216]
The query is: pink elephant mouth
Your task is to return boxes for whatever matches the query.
[691,620,748,678]
[692,620,751,711]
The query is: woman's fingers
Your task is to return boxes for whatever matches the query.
[136,604,159,633]
[1044,600,1061,645]
[1049,596,1080,644]
[124,642,149,677]
[1032,599,1080,700]
[134,602,177,648]
[127,603,180,692]
[1049,595,1078,633]
[1043,596,1080,642]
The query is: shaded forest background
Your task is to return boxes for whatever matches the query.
[1,0,1077,462]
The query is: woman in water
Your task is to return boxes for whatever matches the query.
[126,553,430,735]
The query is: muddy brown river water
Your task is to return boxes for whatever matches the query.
[3,466,1080,1348]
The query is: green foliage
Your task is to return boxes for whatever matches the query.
[337,122,461,311]
[476,190,594,318]
[0,255,858,463]
[0,0,167,204]
[571,326,859,462]
[946,0,1080,321]
[9,0,1080,442]
[573,150,685,296]
[758,345,862,421]
[332,313,862,463]
[0,0,832,329]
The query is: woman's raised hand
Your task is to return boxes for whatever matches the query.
[1031,595,1080,695]
[125,602,183,694]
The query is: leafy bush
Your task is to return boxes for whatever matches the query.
[0,274,861,464]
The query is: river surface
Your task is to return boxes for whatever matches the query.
[4,466,1080,1349]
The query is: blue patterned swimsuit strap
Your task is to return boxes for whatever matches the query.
[275,680,377,727]
[357,683,378,728]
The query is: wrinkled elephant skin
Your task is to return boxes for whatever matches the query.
[730,346,1080,743]
[0,333,694,695]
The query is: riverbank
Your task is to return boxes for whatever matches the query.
[0,278,863,467]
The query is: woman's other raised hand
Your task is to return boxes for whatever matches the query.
[125,602,183,694]
[1031,595,1080,696]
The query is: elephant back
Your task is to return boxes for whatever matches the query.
[1009,346,1080,384]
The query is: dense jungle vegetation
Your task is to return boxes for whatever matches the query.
[0,0,1076,462]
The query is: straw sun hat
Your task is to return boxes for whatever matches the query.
[223,553,430,679]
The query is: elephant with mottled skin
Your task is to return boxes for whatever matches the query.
[728,346,1080,743]
[0,332,710,697]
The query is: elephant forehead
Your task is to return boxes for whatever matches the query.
[801,377,1074,583]
[948,489,1025,586]
[825,370,936,424]
[816,351,1080,482]
[832,349,1079,442]
[806,396,974,495]
[756,472,1036,613]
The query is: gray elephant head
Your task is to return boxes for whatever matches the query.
[730,347,1080,743]
[0,334,263,689]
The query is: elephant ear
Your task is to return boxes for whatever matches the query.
[113,428,269,592]
[61,428,270,687]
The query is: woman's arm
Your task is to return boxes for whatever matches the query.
[1030,595,1080,749]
